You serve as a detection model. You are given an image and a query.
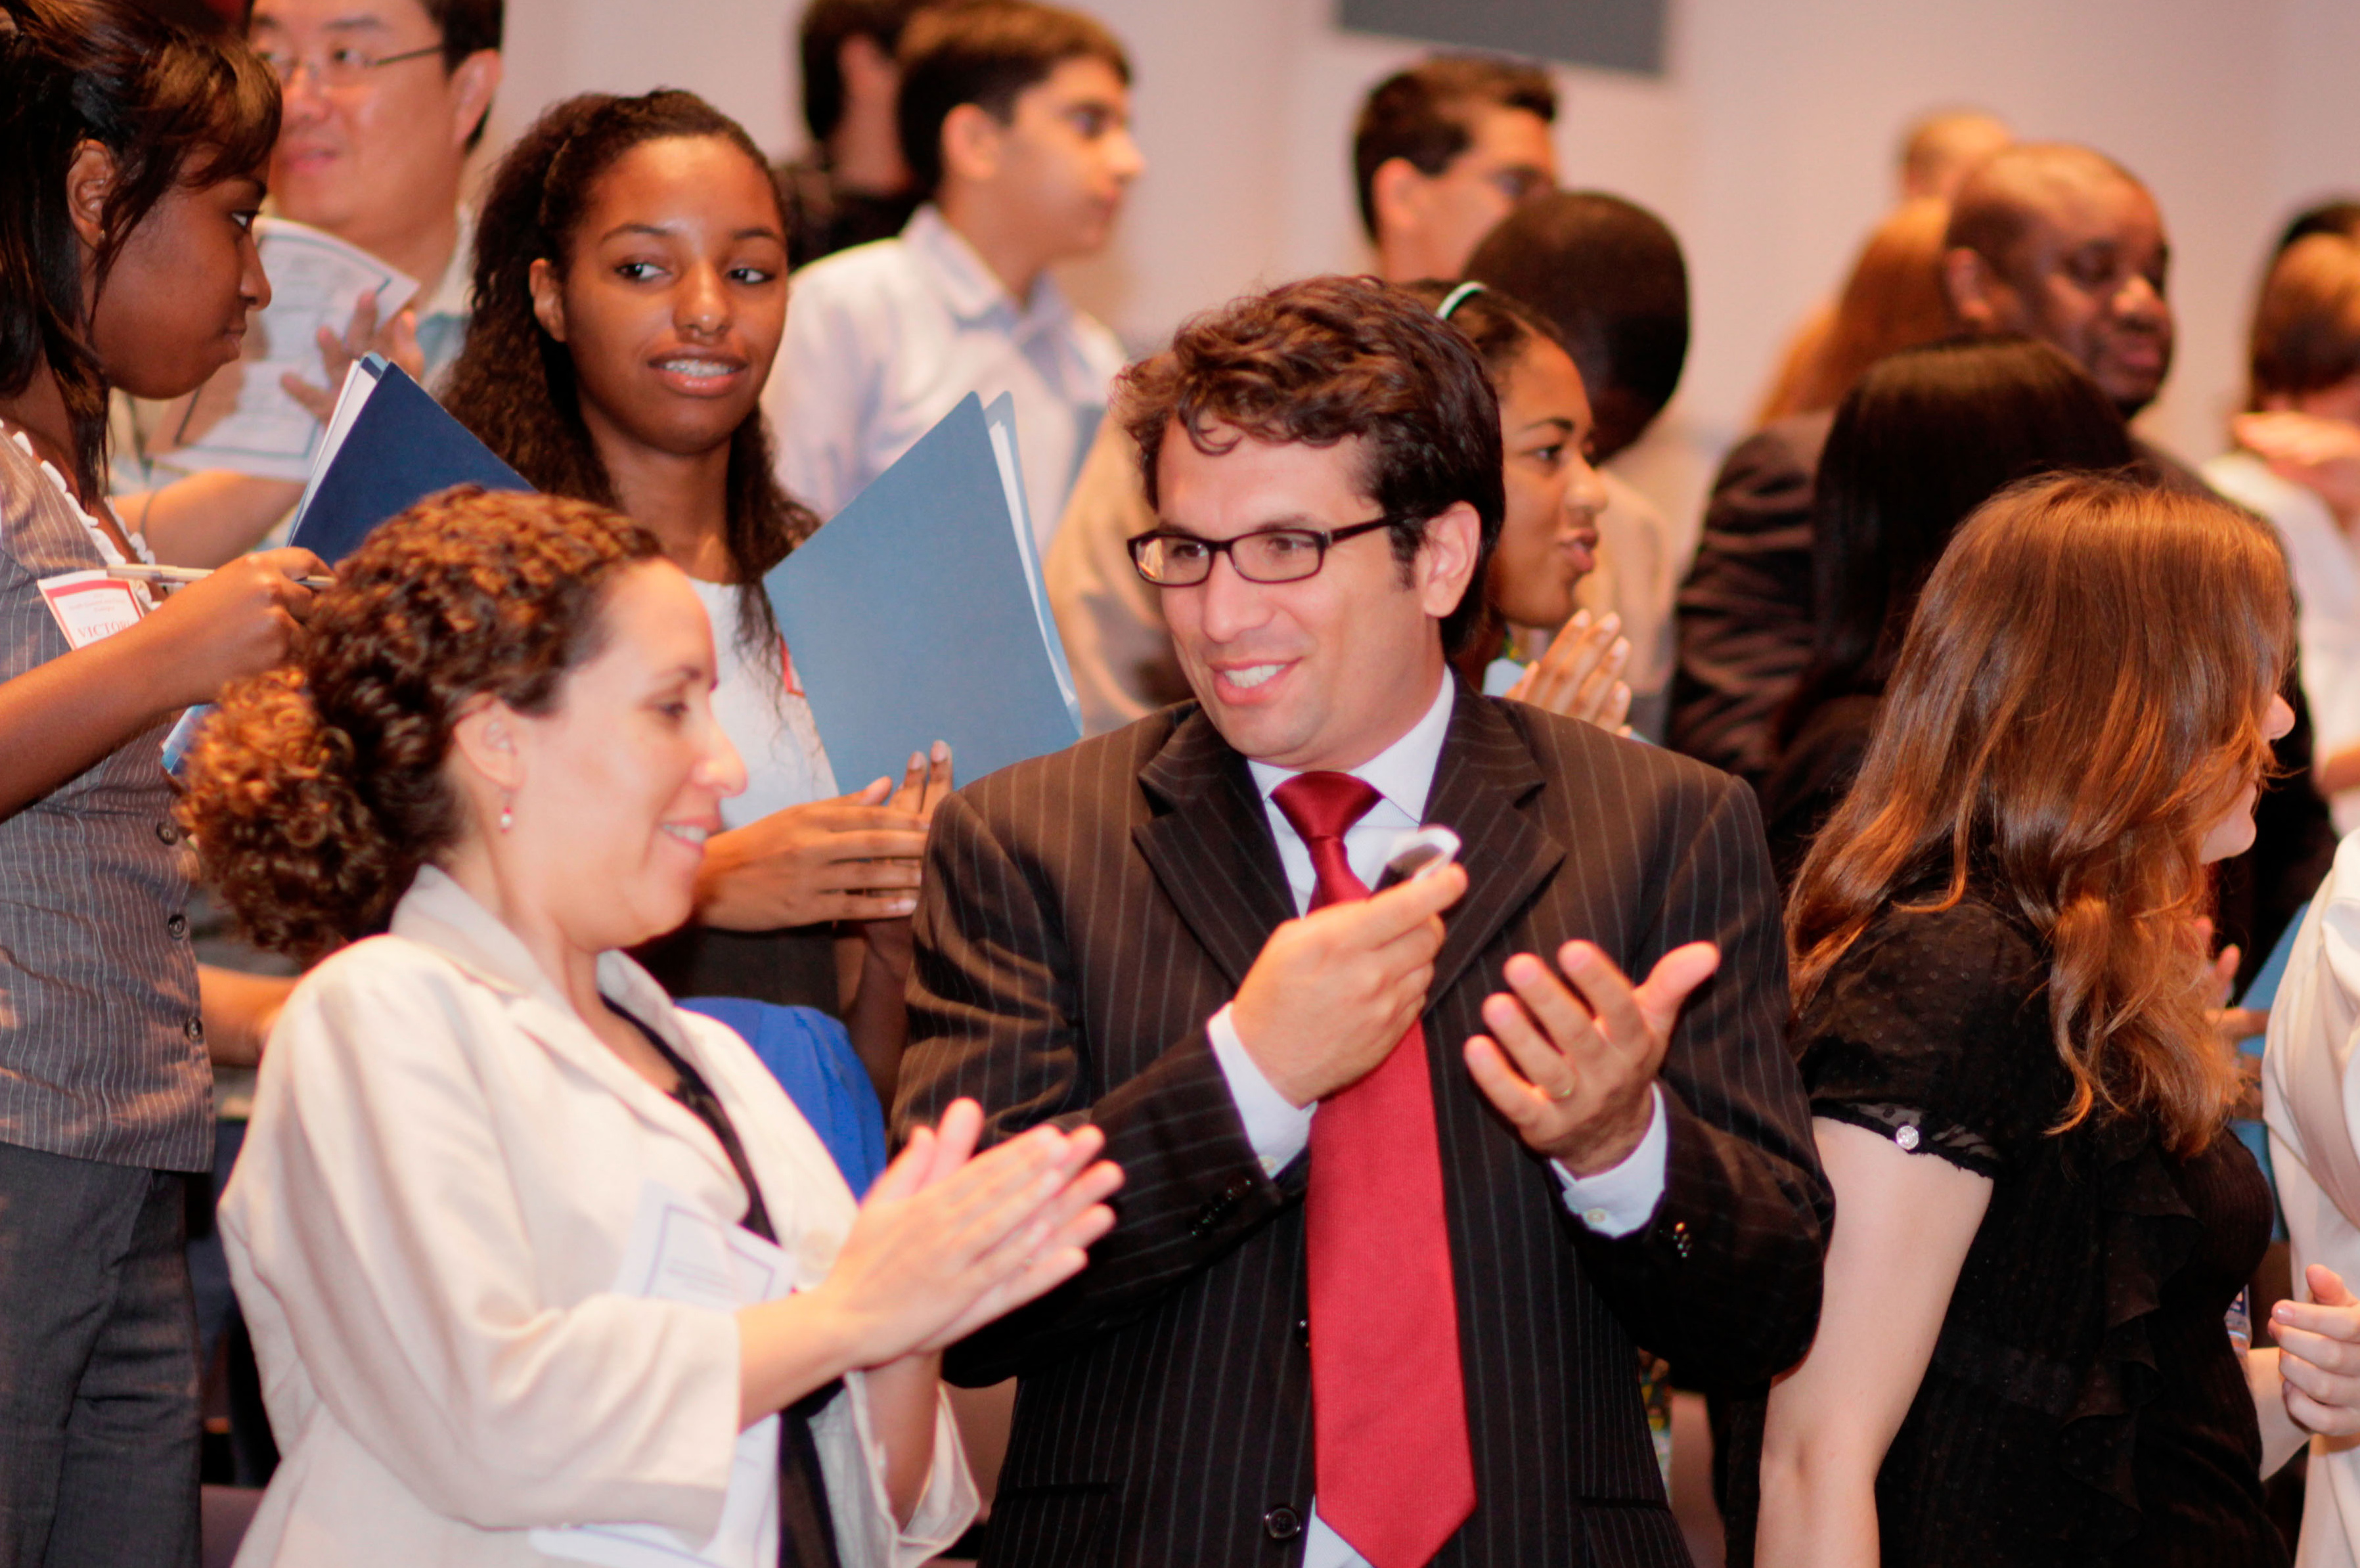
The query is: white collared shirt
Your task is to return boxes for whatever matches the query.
[765,204,1126,544]
[1201,673,1668,1568]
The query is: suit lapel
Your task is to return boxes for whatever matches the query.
[1422,692,1565,1001]
[1133,707,1297,989]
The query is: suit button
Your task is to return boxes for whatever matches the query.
[1263,1506,1302,1541]
[155,820,182,845]
[183,1016,205,1044]
[166,912,189,940]
[1295,1316,1310,1349]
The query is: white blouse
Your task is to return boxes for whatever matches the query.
[688,576,839,827]
[2206,449,2360,834]
[219,867,975,1566]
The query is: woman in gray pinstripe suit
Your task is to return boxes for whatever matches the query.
[0,3,327,1563]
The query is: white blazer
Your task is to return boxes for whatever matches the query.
[2265,832,2360,1568]
[221,866,976,1567]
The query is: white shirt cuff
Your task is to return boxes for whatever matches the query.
[1207,1002,1314,1177]
[1551,1083,1668,1238]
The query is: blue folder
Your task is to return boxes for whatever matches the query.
[287,357,531,564]
[763,392,1083,789]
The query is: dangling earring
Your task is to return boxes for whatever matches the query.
[498,795,515,834]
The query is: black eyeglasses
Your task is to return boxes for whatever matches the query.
[254,41,443,89]
[1127,516,1400,587]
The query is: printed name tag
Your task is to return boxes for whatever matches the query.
[37,570,146,649]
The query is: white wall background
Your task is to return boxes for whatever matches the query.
[493,0,2360,545]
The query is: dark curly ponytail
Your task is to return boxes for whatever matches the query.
[441,89,816,662]
[0,0,278,496]
[181,487,661,963]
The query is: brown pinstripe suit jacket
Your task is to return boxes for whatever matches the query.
[895,686,1831,1567]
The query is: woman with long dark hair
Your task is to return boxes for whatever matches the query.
[1759,336,2134,880]
[1743,476,2360,1566]
[443,91,939,1096]
[0,0,322,1556]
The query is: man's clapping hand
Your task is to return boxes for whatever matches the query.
[1231,865,1467,1108]
[282,288,424,423]
[1463,939,1720,1175]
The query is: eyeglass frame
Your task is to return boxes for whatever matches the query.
[255,41,445,90]
[1124,514,1408,587]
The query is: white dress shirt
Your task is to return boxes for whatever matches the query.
[1202,673,1668,1568]
[766,205,1126,545]
[220,868,976,1567]
[2206,449,2360,834]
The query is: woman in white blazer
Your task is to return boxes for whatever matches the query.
[181,487,1121,1567]
[2267,830,2360,1567]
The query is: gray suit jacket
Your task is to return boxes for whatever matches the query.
[896,689,1831,1567]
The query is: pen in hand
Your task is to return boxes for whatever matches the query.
[106,563,335,591]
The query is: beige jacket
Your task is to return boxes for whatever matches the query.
[2265,830,2360,1568]
[221,866,975,1565]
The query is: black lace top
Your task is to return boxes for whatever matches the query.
[1720,892,2283,1567]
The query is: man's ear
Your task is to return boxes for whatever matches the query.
[65,141,118,254]
[447,50,502,154]
[527,257,566,343]
[449,693,529,795]
[1416,501,1483,622]
[1942,245,2007,332]
[940,102,1003,188]
[1369,156,1426,252]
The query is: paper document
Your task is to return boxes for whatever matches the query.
[531,1182,790,1568]
[146,218,416,482]
[36,570,147,649]
[765,392,1085,788]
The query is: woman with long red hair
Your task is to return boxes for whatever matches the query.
[1737,474,2360,1565]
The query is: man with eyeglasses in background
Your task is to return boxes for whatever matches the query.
[113,0,501,568]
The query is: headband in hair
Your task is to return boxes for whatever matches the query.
[1435,280,1487,321]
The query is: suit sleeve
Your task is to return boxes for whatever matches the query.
[1568,769,1833,1387]
[893,788,1297,1387]
[1666,424,1819,783]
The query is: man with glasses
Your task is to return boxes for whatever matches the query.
[247,0,501,386]
[112,0,501,567]
[897,275,1829,1568]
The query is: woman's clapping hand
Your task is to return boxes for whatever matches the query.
[2275,1265,2360,1436]
[1504,610,1633,736]
[809,1100,1122,1370]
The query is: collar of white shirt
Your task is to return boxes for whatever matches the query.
[391,863,681,1050]
[1247,671,1455,824]
[900,202,1079,333]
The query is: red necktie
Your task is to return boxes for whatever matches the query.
[1271,772,1475,1568]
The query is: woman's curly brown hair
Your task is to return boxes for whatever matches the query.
[180,487,661,964]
